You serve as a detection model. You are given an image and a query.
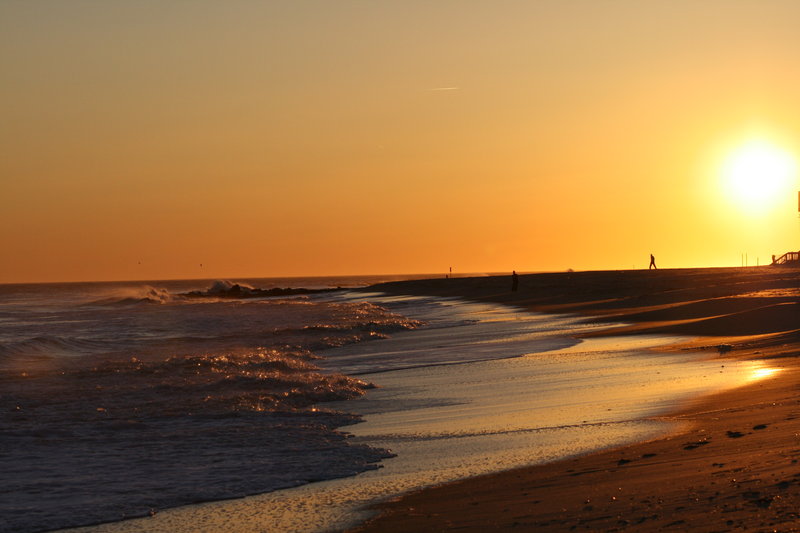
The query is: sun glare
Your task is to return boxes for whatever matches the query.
[721,140,797,213]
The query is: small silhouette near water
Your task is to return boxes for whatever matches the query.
[649,254,657,270]
[511,270,519,292]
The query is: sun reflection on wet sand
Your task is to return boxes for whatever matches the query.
[747,365,781,382]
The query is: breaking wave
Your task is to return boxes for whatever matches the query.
[182,280,336,299]
[0,288,418,532]
[88,285,174,306]
[84,280,341,307]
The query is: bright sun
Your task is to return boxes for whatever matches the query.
[721,140,797,213]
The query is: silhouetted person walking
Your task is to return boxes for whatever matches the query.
[649,254,657,270]
[511,270,519,292]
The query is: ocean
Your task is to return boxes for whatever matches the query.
[0,276,773,533]
[1,275,428,532]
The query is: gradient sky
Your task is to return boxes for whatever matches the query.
[3,1,800,283]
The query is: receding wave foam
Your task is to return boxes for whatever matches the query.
[275,309,425,350]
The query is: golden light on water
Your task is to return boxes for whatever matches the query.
[720,140,797,215]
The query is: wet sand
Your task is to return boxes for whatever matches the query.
[353,266,800,532]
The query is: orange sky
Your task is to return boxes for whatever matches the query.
[3,1,800,283]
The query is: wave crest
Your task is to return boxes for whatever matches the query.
[89,286,174,306]
[182,280,335,299]
[0,335,109,360]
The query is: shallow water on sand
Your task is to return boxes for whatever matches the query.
[62,295,776,533]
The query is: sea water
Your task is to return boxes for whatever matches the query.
[0,278,774,533]
[0,276,426,533]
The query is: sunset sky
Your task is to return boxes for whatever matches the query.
[3,1,800,283]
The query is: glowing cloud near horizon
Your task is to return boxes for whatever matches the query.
[720,140,797,214]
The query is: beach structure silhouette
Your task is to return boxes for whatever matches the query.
[771,251,800,265]
[770,191,800,265]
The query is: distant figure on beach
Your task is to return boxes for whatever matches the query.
[511,270,519,292]
[649,254,657,270]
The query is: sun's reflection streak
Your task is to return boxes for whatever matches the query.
[747,364,781,382]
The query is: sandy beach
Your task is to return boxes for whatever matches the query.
[353,266,800,532]
[9,3,800,532]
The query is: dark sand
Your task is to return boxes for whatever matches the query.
[352,267,800,532]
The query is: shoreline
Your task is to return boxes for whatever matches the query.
[352,267,800,532]
[58,292,718,533]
